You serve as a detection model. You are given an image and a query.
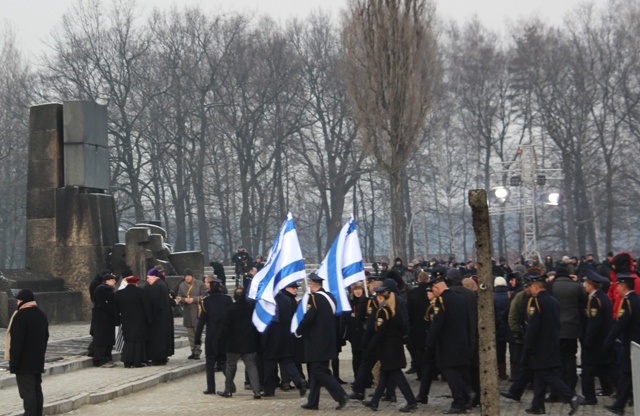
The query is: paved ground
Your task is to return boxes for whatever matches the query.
[0,320,630,415]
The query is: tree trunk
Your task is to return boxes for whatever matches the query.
[389,170,407,262]
[468,189,500,415]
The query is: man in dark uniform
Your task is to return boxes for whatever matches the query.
[195,277,233,395]
[426,275,472,414]
[603,274,640,415]
[294,274,348,410]
[232,245,252,288]
[406,271,431,379]
[262,281,307,397]
[580,269,614,405]
[524,274,583,415]
[7,289,49,416]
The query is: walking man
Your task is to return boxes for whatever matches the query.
[176,268,207,359]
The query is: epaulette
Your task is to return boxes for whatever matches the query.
[618,298,632,319]
[424,302,435,321]
[375,307,390,330]
[586,295,601,318]
[527,296,540,317]
[307,294,317,312]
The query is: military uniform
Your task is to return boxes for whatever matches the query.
[581,271,614,404]
[295,285,347,409]
[416,291,436,403]
[524,288,580,414]
[603,275,640,414]
[426,285,471,413]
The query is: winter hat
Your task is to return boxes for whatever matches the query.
[16,288,35,303]
[184,268,193,277]
[562,256,571,264]
[494,277,507,287]
[612,252,634,273]
[555,264,570,278]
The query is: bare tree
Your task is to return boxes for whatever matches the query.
[343,0,441,261]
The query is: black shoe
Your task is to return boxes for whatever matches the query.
[500,390,520,402]
[362,400,378,411]
[604,405,624,415]
[301,403,318,410]
[298,380,308,397]
[253,393,261,399]
[216,390,232,398]
[442,408,466,414]
[336,378,348,385]
[399,403,418,413]
[582,398,597,405]
[187,354,196,359]
[336,399,347,410]
[524,409,545,414]
[569,395,583,415]
[415,395,429,404]
[405,367,417,374]
[281,383,293,391]
[381,395,397,403]
[348,392,364,401]
[203,390,215,395]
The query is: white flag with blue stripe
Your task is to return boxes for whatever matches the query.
[249,213,306,332]
[290,291,309,334]
[317,215,365,314]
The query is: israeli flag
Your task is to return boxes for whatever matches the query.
[290,291,309,334]
[249,213,306,332]
[317,215,365,314]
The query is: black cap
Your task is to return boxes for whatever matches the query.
[431,267,447,281]
[585,269,609,284]
[367,274,384,282]
[184,268,193,276]
[374,285,389,293]
[523,274,545,285]
[308,273,324,283]
[16,288,35,303]
[286,281,300,289]
[103,273,117,282]
[617,274,636,284]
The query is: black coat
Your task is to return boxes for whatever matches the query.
[358,295,379,348]
[114,284,152,343]
[263,291,296,359]
[295,289,338,363]
[581,289,614,365]
[346,295,365,353]
[450,285,478,362]
[218,299,258,354]
[494,286,511,342]
[366,304,406,371]
[9,305,49,374]
[91,283,116,346]
[144,279,175,360]
[407,283,430,351]
[195,291,233,356]
[605,291,640,373]
[426,288,470,369]
[548,276,586,339]
[524,290,561,370]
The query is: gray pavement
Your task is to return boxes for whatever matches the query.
[0,320,628,415]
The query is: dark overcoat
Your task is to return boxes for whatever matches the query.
[295,289,338,363]
[9,306,49,374]
[195,292,233,356]
[581,289,614,365]
[91,284,116,346]
[407,283,430,352]
[263,291,296,359]
[524,290,561,370]
[144,279,175,360]
[114,284,152,343]
[605,291,640,372]
[366,304,406,371]
[218,299,258,354]
[426,288,470,369]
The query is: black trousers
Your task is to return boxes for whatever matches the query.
[306,361,347,407]
[612,371,633,410]
[441,366,470,410]
[370,368,417,406]
[263,357,304,395]
[581,362,615,400]
[558,339,578,390]
[531,368,575,411]
[16,373,43,416]
[418,362,435,398]
[205,354,217,392]
[508,362,533,399]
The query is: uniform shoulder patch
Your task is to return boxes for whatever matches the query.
[590,308,598,317]
[376,317,384,327]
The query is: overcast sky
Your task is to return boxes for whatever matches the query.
[3,0,596,57]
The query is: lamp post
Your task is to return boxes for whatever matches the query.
[489,145,562,262]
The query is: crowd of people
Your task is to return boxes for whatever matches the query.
[73,249,639,416]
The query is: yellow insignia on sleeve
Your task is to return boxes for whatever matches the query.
[590,308,598,317]
[376,317,383,327]
[528,306,536,317]
[433,307,440,315]
[306,303,311,311]
[367,307,373,315]
[618,308,625,318]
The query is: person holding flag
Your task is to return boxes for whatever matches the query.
[294,273,349,410]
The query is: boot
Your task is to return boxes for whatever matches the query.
[498,363,508,381]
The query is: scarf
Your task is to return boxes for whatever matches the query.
[4,301,38,361]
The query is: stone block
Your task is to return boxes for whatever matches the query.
[148,233,164,254]
[62,101,108,146]
[63,143,110,190]
[125,227,151,244]
[26,189,56,219]
[54,188,117,247]
[35,291,83,324]
[26,218,56,247]
[25,247,55,274]
[168,251,204,279]
[134,223,167,238]
[27,159,64,190]
[0,292,8,328]
[110,243,128,276]
[29,103,63,133]
[29,129,63,161]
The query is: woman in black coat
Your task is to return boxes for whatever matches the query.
[346,282,365,379]
[362,287,417,412]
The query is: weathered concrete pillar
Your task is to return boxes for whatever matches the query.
[0,292,8,328]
